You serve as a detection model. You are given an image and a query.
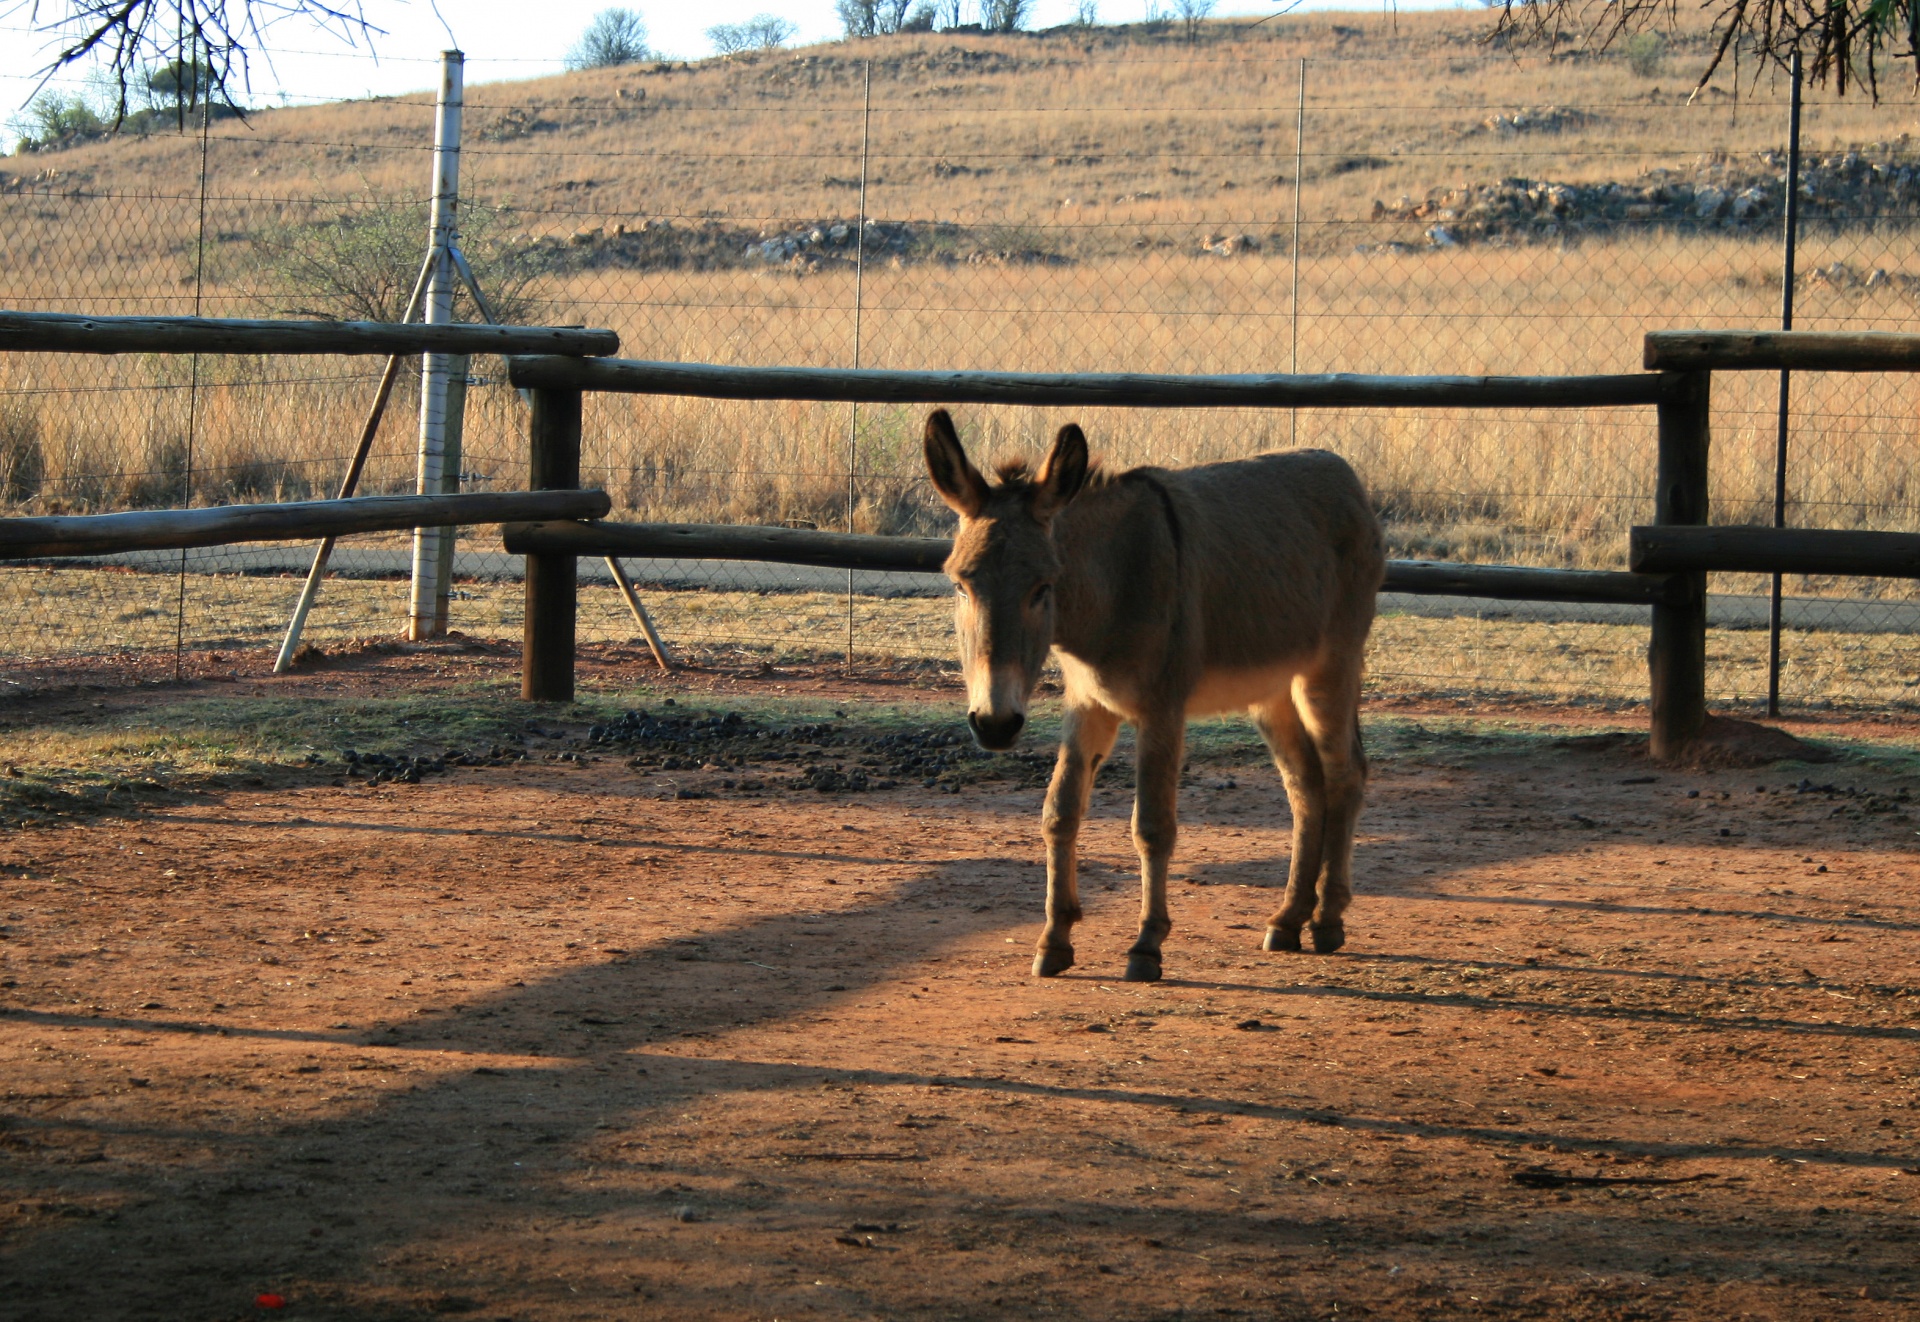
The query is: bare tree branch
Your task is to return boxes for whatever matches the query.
[1493,0,1918,95]
[20,1,384,123]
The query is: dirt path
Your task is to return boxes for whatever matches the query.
[1,665,1917,1319]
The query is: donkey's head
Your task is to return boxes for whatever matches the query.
[923,409,1089,751]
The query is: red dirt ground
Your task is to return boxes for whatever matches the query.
[2,652,1918,1320]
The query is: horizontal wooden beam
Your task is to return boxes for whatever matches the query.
[506,356,1684,411]
[1645,329,1920,373]
[503,519,952,573]
[502,519,1674,604]
[0,311,619,358]
[1630,525,1920,577]
[1381,559,1677,605]
[0,490,612,560]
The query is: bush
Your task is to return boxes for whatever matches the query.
[0,400,44,507]
[251,192,548,326]
[10,92,110,153]
[565,9,652,71]
[1624,31,1666,77]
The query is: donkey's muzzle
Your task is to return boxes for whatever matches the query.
[967,710,1026,750]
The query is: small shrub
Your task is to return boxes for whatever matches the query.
[250,191,547,325]
[0,400,44,506]
[1624,31,1666,77]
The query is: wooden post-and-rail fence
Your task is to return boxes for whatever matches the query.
[11,312,1919,762]
[501,356,1719,760]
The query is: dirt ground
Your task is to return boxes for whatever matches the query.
[2,652,1918,1321]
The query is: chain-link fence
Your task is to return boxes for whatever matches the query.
[4,22,1918,709]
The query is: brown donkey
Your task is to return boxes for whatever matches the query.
[924,409,1385,982]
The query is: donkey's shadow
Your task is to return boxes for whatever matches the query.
[1184,858,1289,888]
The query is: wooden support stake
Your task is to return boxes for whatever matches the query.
[523,387,582,703]
[605,557,674,671]
[1649,371,1712,761]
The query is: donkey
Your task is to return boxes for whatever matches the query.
[924,409,1385,982]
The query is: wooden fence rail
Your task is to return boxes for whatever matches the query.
[505,356,1685,410]
[1631,525,1920,578]
[504,518,1680,606]
[0,311,619,358]
[1645,329,1920,373]
[0,490,610,560]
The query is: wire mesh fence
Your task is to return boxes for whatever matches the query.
[3,23,1918,710]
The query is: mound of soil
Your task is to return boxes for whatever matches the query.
[1677,714,1840,769]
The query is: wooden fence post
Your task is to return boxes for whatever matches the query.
[1649,370,1711,760]
[523,387,581,703]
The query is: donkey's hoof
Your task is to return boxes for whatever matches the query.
[1308,922,1346,954]
[1032,946,1075,978]
[1263,926,1302,953]
[1122,952,1163,983]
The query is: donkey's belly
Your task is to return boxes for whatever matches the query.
[1184,663,1300,717]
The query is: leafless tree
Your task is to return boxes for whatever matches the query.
[20,1,379,122]
[1493,0,1920,97]
[564,8,652,71]
[707,13,797,54]
[981,0,1029,32]
[1173,0,1212,42]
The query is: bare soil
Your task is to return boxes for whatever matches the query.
[2,653,1918,1321]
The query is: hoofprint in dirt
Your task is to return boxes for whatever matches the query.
[0,665,1917,1319]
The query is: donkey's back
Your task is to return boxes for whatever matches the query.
[1125,448,1384,707]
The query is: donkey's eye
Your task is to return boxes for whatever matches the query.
[1028,583,1054,608]
[952,582,971,601]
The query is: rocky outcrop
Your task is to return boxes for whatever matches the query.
[533,216,1070,273]
[1362,141,1920,250]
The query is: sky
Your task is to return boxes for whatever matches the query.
[0,0,1457,116]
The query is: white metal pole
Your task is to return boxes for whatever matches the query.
[409,49,464,640]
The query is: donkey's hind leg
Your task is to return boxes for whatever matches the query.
[1291,666,1368,954]
[1035,703,1121,977]
[1251,693,1326,954]
[1123,709,1186,983]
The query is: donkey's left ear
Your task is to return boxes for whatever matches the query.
[1032,423,1089,521]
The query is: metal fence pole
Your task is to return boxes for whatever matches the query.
[1767,50,1804,717]
[409,49,464,641]
[1288,56,1305,448]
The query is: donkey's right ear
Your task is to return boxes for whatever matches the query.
[924,409,989,518]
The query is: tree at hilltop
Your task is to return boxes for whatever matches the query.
[564,8,653,71]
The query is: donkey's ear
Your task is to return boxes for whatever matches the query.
[924,409,988,518]
[1032,423,1090,521]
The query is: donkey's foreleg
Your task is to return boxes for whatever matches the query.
[1251,697,1325,954]
[1035,704,1121,978]
[1124,714,1185,983]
